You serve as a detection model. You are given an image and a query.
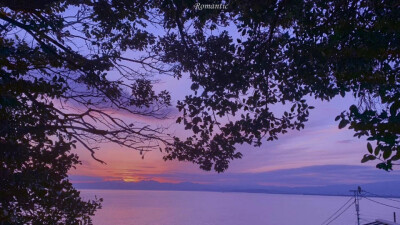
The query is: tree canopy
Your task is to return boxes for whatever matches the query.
[1,0,173,223]
[160,0,399,172]
[1,0,399,223]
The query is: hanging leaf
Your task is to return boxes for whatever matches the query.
[367,142,373,154]
[374,146,380,156]
[361,154,376,163]
[338,119,349,129]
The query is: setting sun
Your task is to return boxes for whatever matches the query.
[4,1,399,224]
[123,177,140,182]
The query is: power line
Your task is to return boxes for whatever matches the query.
[321,197,354,225]
[359,213,383,221]
[325,202,355,225]
[362,190,400,203]
[351,187,362,225]
[321,187,400,225]
[364,196,400,210]
[360,218,373,223]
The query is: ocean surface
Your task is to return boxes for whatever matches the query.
[80,189,400,225]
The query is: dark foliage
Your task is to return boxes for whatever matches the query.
[158,0,399,172]
[0,0,172,223]
[1,0,399,223]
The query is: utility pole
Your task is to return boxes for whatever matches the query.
[350,186,362,225]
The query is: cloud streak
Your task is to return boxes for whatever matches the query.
[71,164,400,188]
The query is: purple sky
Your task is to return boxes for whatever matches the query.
[61,9,395,187]
[69,74,397,187]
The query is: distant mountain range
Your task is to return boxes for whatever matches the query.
[74,180,400,197]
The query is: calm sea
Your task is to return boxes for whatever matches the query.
[80,189,398,225]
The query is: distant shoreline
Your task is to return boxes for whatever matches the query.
[76,187,400,199]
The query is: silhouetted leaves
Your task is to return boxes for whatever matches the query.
[159,0,400,172]
[361,155,376,163]
[1,2,400,224]
[367,143,373,154]
[1,0,173,223]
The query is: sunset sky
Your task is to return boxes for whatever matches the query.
[69,73,400,188]
[47,7,398,189]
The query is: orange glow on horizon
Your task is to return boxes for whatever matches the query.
[150,177,181,184]
[69,140,202,185]
[122,177,140,182]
